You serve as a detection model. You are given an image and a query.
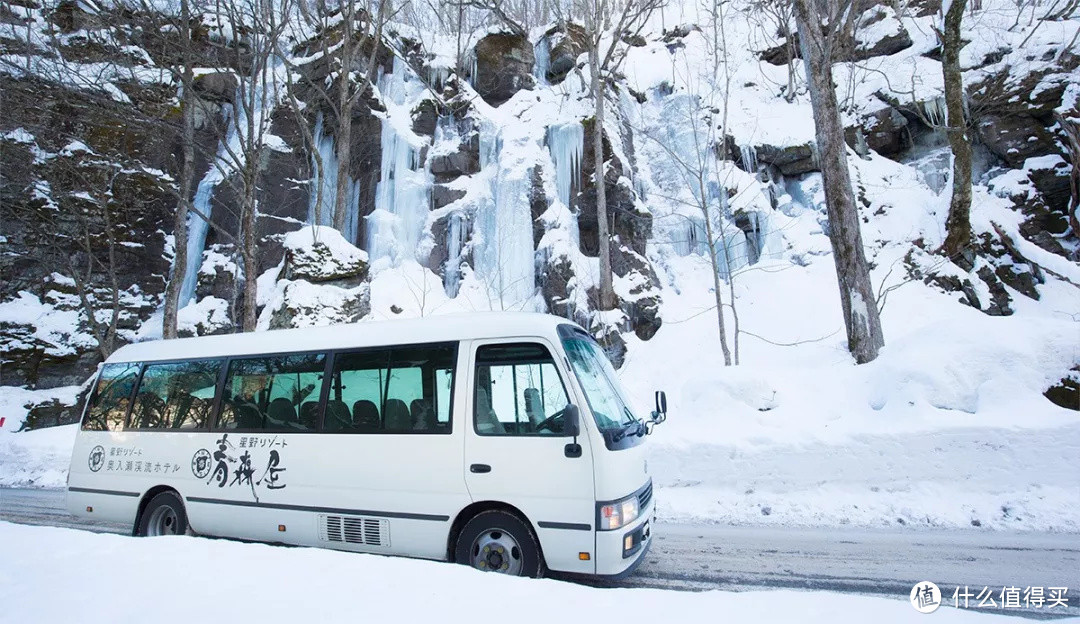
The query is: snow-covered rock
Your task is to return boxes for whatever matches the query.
[279,226,370,285]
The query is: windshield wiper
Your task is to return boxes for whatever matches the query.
[610,416,645,442]
[624,407,647,437]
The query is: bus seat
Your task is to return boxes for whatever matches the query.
[384,399,411,431]
[475,388,504,434]
[268,397,297,427]
[234,403,263,429]
[299,401,319,429]
[410,399,435,431]
[523,388,543,426]
[325,399,351,430]
[353,400,380,431]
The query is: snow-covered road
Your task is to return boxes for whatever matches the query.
[3,487,1077,619]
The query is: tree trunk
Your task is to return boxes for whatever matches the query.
[241,171,259,332]
[794,0,885,364]
[163,0,195,339]
[589,43,617,310]
[333,0,355,234]
[702,215,733,366]
[941,0,973,262]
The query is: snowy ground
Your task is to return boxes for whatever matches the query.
[2,521,1074,623]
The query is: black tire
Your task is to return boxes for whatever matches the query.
[136,491,190,537]
[454,509,544,578]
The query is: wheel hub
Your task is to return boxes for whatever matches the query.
[470,529,522,575]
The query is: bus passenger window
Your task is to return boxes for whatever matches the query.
[82,362,140,431]
[218,353,325,432]
[329,343,456,433]
[473,344,571,436]
[130,360,221,430]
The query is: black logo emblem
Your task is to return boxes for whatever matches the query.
[88,445,105,472]
[191,448,212,479]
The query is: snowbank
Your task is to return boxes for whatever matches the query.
[0,424,75,488]
[0,521,1048,624]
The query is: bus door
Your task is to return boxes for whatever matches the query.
[462,338,596,574]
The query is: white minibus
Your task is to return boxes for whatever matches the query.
[67,313,667,578]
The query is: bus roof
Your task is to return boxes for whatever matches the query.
[106,312,584,364]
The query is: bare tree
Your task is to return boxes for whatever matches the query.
[213,0,293,331]
[938,0,973,264]
[291,0,394,236]
[578,0,664,310]
[751,0,801,102]
[791,0,885,363]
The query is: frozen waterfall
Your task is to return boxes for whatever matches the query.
[178,100,238,306]
[533,37,551,85]
[366,57,432,266]
[306,112,361,242]
[474,122,538,308]
[177,59,283,306]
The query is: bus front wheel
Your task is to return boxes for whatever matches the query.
[455,509,543,578]
[136,491,190,537]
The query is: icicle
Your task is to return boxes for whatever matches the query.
[307,112,338,228]
[547,121,584,247]
[445,212,464,297]
[920,96,948,127]
[740,144,759,173]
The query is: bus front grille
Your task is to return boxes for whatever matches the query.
[637,481,653,510]
[319,514,389,547]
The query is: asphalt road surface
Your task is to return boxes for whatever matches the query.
[2,487,1077,619]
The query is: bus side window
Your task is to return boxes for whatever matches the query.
[217,353,326,432]
[330,343,457,434]
[129,360,221,430]
[473,344,570,436]
[82,362,141,432]
[329,349,390,433]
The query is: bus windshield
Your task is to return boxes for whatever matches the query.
[561,336,638,435]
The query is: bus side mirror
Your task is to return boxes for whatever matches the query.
[565,404,580,438]
[652,390,668,424]
[564,405,582,458]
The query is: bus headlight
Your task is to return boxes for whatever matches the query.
[598,495,640,531]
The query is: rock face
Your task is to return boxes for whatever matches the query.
[846,103,909,157]
[1,76,175,388]
[472,32,535,106]
[975,115,1059,168]
[848,6,912,61]
[541,23,588,84]
[758,5,911,65]
[749,142,819,175]
[573,116,664,353]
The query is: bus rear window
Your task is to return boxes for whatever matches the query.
[82,362,140,432]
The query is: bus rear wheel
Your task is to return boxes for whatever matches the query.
[137,491,190,537]
[455,510,543,578]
